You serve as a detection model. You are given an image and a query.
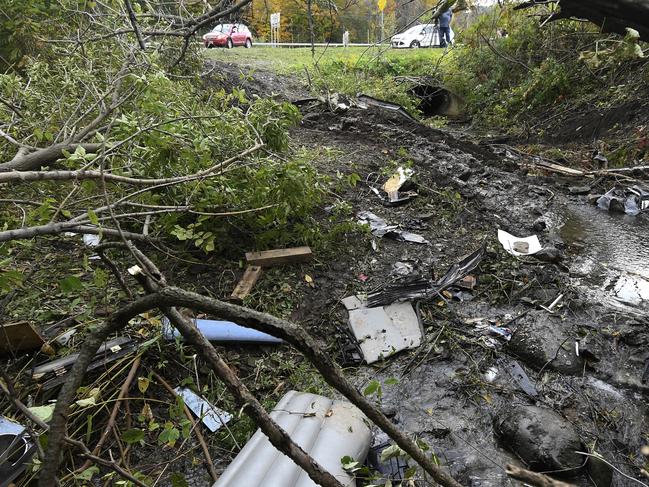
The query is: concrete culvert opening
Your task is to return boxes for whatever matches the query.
[409,84,463,117]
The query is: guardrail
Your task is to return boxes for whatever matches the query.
[253,42,377,48]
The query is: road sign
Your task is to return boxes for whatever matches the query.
[270,12,281,27]
[378,0,386,12]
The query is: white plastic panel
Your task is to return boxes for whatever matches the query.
[213,391,371,487]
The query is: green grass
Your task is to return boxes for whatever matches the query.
[204,45,446,76]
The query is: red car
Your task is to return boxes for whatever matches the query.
[203,23,253,49]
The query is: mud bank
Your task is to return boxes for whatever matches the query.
[290,101,649,486]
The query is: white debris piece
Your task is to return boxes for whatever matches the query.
[341,295,423,364]
[174,387,232,433]
[497,229,542,256]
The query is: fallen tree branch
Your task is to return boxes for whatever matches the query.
[0,142,263,184]
[0,143,105,172]
[505,464,577,487]
[0,222,151,243]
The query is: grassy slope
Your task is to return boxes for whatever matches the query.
[204,45,446,75]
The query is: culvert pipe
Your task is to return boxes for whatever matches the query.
[409,84,463,117]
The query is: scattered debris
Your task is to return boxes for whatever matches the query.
[0,321,45,354]
[230,265,263,302]
[456,275,476,290]
[539,293,564,313]
[392,261,414,276]
[486,325,513,341]
[498,230,542,256]
[174,387,232,433]
[245,246,313,267]
[163,318,283,344]
[357,211,429,245]
[212,390,371,486]
[595,186,649,216]
[357,94,418,122]
[82,234,101,247]
[366,441,410,483]
[381,167,416,205]
[32,336,138,390]
[342,295,423,364]
[0,416,36,487]
[367,244,485,307]
[503,360,538,397]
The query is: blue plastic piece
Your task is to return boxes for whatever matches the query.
[163,318,283,344]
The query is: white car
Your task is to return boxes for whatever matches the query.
[390,24,454,48]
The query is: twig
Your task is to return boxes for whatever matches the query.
[74,356,141,473]
[0,369,147,487]
[575,452,649,487]
[151,371,219,483]
[506,464,576,487]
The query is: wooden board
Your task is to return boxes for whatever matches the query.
[0,321,45,353]
[230,266,263,302]
[245,247,313,267]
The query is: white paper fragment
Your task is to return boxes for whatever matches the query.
[174,387,232,433]
[497,229,542,256]
[83,234,101,247]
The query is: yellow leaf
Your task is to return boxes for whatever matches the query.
[138,377,150,394]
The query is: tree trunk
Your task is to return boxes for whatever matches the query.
[517,0,649,39]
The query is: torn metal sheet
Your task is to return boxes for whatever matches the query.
[498,230,542,257]
[174,387,232,433]
[366,244,485,307]
[0,416,36,487]
[342,296,423,364]
[382,167,415,205]
[357,94,418,122]
[502,360,537,397]
[357,211,428,245]
[32,336,138,390]
[163,318,283,344]
[596,186,649,216]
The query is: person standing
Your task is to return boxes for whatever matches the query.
[438,8,453,47]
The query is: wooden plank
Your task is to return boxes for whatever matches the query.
[245,247,313,267]
[0,321,45,353]
[230,266,263,302]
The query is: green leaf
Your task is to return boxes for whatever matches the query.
[28,405,55,423]
[76,466,99,481]
[380,444,406,462]
[158,423,181,447]
[59,276,84,293]
[170,473,189,487]
[384,377,399,386]
[363,380,380,397]
[87,209,99,225]
[122,428,145,444]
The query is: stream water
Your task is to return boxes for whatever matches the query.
[558,203,649,313]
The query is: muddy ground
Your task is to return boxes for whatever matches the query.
[206,65,649,486]
[4,63,648,487]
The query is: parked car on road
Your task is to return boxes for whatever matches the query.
[203,23,253,49]
[390,24,454,48]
